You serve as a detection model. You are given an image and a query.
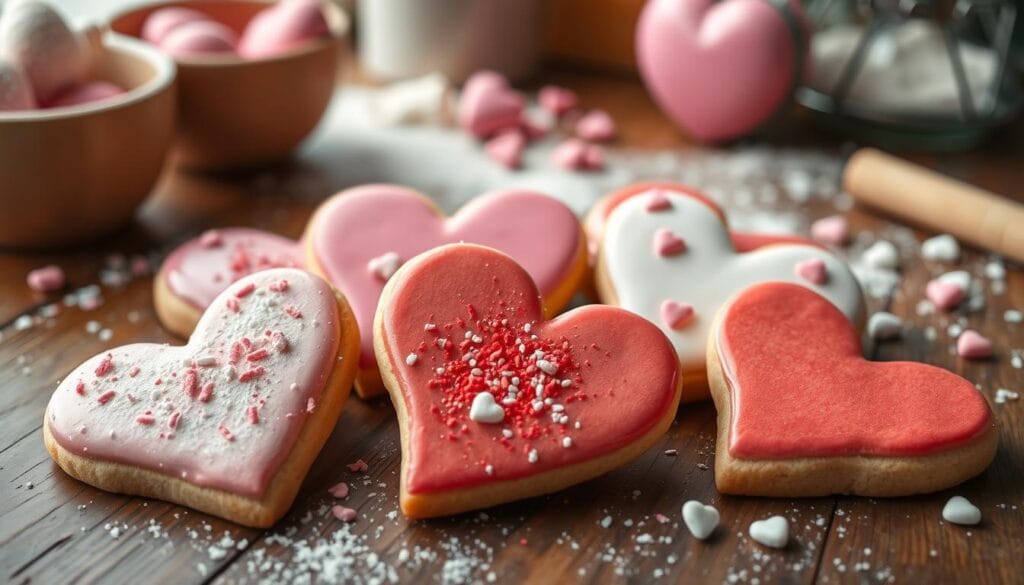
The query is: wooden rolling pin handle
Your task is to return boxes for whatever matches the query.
[844,148,1024,264]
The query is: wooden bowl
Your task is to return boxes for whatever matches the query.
[0,33,176,250]
[110,1,349,170]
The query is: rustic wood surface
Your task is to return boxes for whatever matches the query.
[1,67,1022,585]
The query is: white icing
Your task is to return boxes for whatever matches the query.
[682,500,719,540]
[602,191,864,371]
[749,515,789,548]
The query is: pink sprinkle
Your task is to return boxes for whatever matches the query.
[128,366,140,378]
[27,265,66,293]
[168,411,181,429]
[183,368,199,397]
[653,228,686,257]
[484,129,526,169]
[307,397,316,413]
[795,258,829,285]
[74,381,86,395]
[645,190,672,212]
[94,353,114,377]
[518,115,548,140]
[810,215,849,246]
[582,144,604,170]
[285,305,303,319]
[238,367,265,382]
[331,505,357,523]
[199,229,223,248]
[136,412,155,425]
[96,390,116,405]
[538,85,578,116]
[218,424,235,442]
[925,279,965,311]
[80,296,103,311]
[269,279,289,292]
[575,109,617,142]
[328,481,349,498]
[271,331,289,352]
[198,382,214,402]
[956,330,993,359]
[130,255,150,276]
[347,459,368,473]
[234,282,256,298]
[655,513,671,524]
[226,298,240,313]
[660,299,695,330]
[247,405,260,424]
[246,348,270,362]
[551,138,589,171]
[229,341,245,364]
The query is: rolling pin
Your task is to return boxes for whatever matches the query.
[844,148,1024,264]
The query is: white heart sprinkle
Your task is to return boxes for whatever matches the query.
[469,392,505,424]
[749,515,789,548]
[367,252,402,281]
[682,500,719,540]
[942,496,981,525]
[867,312,903,340]
[861,240,899,269]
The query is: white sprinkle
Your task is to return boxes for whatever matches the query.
[921,234,960,261]
[1005,310,1022,323]
[600,515,613,528]
[436,338,448,349]
[560,379,572,387]
[532,400,545,412]
[536,359,557,375]
[435,367,444,375]
[562,437,572,448]
[527,448,538,464]
[405,353,418,366]
[14,315,33,331]
[523,323,532,333]
[85,321,102,334]
[471,368,483,377]
[861,240,900,270]
[223,365,236,381]
[502,429,514,439]
[995,389,1019,404]
[194,355,217,367]
[749,516,789,548]
[985,260,1006,280]
[424,323,436,331]
[484,464,494,475]
[943,496,981,525]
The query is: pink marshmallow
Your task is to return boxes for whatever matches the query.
[575,109,617,142]
[458,70,524,138]
[159,20,238,57]
[956,330,993,360]
[44,81,125,108]
[795,258,829,285]
[484,129,526,169]
[538,85,578,117]
[925,279,964,311]
[238,0,329,59]
[141,7,210,45]
[27,265,65,292]
[810,215,849,246]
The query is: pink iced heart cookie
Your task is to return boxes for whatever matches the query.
[305,185,586,398]
[44,268,360,527]
[238,0,330,59]
[457,70,525,138]
[636,0,808,142]
[708,282,997,497]
[375,244,681,518]
[155,227,304,338]
[596,189,863,401]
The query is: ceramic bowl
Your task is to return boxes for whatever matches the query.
[110,0,349,170]
[0,33,176,249]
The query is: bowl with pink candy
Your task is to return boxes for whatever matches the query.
[110,0,348,170]
[0,0,176,249]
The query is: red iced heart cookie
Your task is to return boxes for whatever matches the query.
[45,268,360,527]
[155,227,304,338]
[306,185,586,398]
[708,282,998,497]
[374,244,681,518]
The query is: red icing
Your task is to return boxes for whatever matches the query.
[379,244,679,494]
[717,283,992,458]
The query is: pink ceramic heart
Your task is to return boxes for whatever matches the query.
[636,0,808,142]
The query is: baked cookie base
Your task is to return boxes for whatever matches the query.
[153,265,205,339]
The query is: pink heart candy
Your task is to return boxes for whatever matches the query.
[956,330,993,360]
[810,215,849,246]
[160,20,238,57]
[660,299,695,330]
[795,258,828,285]
[538,85,578,116]
[645,190,673,212]
[458,71,525,138]
[653,228,687,257]
[485,129,526,169]
[575,109,617,142]
[925,279,965,311]
[141,7,210,45]
[238,0,329,60]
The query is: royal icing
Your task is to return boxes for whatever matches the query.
[602,190,864,374]
[47,268,340,499]
[163,228,303,311]
[378,244,678,494]
[716,282,992,458]
[309,185,582,369]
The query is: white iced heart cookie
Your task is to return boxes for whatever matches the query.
[942,496,981,526]
[682,500,719,540]
[749,515,789,548]
[597,190,864,400]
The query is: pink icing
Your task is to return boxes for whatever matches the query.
[163,227,303,311]
[308,185,581,368]
[47,268,340,499]
[378,244,679,494]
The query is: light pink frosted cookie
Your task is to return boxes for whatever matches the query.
[45,268,360,527]
[155,227,303,338]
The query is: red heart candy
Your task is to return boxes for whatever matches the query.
[710,282,997,497]
[376,244,680,518]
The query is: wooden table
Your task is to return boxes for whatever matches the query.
[2,68,1023,584]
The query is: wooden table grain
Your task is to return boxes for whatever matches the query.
[2,68,1023,585]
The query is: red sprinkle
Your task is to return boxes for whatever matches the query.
[234,282,256,298]
[74,381,86,396]
[96,390,116,404]
[284,305,302,319]
[229,341,245,364]
[269,279,289,292]
[655,513,670,524]
[168,411,181,429]
[331,505,357,523]
[218,424,235,441]
[346,459,368,473]
[247,405,260,424]
[94,354,114,377]
[239,367,265,382]
[128,366,140,378]
[136,412,155,425]
[306,397,316,413]
[183,368,199,398]
[198,382,214,403]
[246,348,270,362]
[226,298,240,313]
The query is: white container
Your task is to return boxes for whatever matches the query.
[357,0,546,83]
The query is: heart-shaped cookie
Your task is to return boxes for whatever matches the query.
[45,268,359,527]
[708,282,998,497]
[306,185,586,398]
[374,244,681,518]
[597,189,863,401]
[155,227,304,338]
